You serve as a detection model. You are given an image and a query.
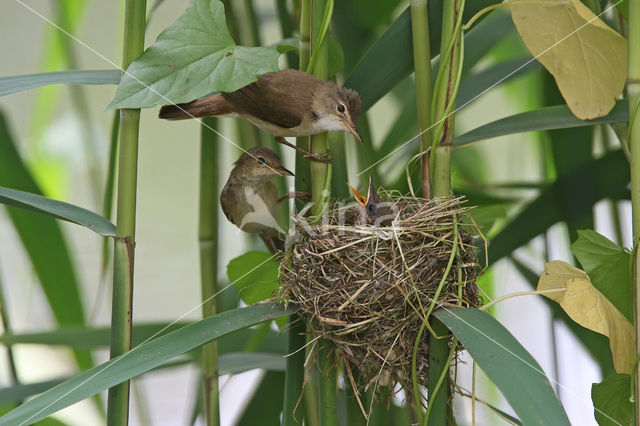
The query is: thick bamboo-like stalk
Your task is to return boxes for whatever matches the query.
[107,1,146,425]
[309,0,337,424]
[627,1,640,424]
[410,0,433,198]
[426,1,463,424]
[199,117,220,426]
[283,1,312,424]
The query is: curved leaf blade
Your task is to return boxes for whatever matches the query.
[0,186,115,237]
[592,373,633,426]
[344,1,501,112]
[453,100,629,147]
[0,303,296,425]
[486,150,629,266]
[108,0,280,109]
[0,323,287,354]
[218,352,285,374]
[0,109,93,372]
[0,70,121,97]
[434,308,570,426]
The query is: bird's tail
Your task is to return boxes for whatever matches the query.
[158,94,232,120]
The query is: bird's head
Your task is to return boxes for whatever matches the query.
[347,176,395,226]
[313,85,363,144]
[233,147,294,182]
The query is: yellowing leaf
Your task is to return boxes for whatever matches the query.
[511,0,627,119]
[537,261,634,373]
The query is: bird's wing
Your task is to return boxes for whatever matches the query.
[221,70,322,129]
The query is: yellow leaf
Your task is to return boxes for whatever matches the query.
[538,261,634,374]
[511,0,627,120]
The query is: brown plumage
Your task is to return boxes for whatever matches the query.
[220,147,293,253]
[159,70,363,160]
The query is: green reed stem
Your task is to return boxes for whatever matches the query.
[107,1,146,425]
[283,2,312,423]
[628,0,640,423]
[410,0,433,198]
[199,118,221,426]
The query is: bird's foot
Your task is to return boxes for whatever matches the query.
[304,151,334,163]
[278,191,311,203]
[274,136,334,163]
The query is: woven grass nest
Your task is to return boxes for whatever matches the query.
[280,192,481,397]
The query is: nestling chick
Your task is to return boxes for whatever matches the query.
[220,147,293,252]
[348,177,397,226]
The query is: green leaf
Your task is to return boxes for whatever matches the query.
[0,322,287,354]
[542,70,595,243]
[327,36,345,79]
[591,373,633,426]
[571,230,633,323]
[486,150,629,266]
[434,308,570,426]
[0,70,121,97]
[345,1,500,111]
[0,379,66,405]
[227,251,280,305]
[453,100,629,147]
[219,352,285,374]
[457,57,539,107]
[108,0,280,109]
[0,303,296,425]
[0,186,115,237]
[236,372,285,426]
[0,109,93,372]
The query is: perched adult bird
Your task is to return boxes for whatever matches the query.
[348,177,396,226]
[221,147,293,252]
[159,69,363,161]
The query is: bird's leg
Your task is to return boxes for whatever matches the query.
[277,191,311,204]
[274,136,333,163]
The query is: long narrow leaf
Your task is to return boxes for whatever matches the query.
[0,322,287,355]
[0,70,121,97]
[486,150,629,265]
[236,372,285,426]
[434,308,570,425]
[453,101,629,147]
[344,1,500,111]
[0,186,115,237]
[0,303,296,425]
[0,109,93,373]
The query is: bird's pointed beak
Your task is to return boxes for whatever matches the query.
[348,182,368,206]
[367,175,377,200]
[277,166,295,176]
[340,117,364,144]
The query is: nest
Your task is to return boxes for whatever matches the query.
[280,193,481,399]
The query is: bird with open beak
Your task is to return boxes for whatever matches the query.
[220,147,293,252]
[347,177,396,227]
[159,69,363,162]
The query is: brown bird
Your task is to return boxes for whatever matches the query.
[159,69,363,162]
[220,147,293,252]
[348,177,396,226]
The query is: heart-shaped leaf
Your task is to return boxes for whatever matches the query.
[108,0,281,109]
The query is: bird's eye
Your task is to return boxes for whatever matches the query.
[367,204,377,214]
[337,104,345,113]
[257,157,265,164]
